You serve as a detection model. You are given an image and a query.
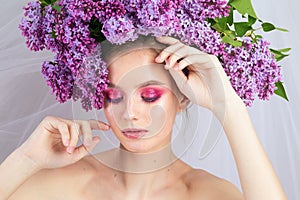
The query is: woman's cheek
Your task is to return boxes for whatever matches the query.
[104,107,117,126]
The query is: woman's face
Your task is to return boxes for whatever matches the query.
[103,49,183,153]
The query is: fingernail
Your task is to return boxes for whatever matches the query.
[105,124,110,129]
[94,137,101,143]
[67,146,75,154]
[174,64,179,70]
[64,139,70,146]
[165,60,169,69]
[155,55,161,62]
[85,139,92,146]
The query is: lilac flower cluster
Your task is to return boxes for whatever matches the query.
[19,1,45,51]
[176,10,225,55]
[134,0,180,36]
[102,16,138,45]
[222,37,282,106]
[199,0,230,19]
[73,45,108,111]
[20,0,282,110]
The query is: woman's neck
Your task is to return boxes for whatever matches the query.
[94,144,191,197]
[96,144,177,173]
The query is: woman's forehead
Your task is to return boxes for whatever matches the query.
[106,49,183,97]
[108,63,173,90]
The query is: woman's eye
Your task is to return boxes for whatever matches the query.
[140,88,163,103]
[104,89,124,104]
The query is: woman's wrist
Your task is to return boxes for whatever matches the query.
[13,147,44,172]
[212,92,245,123]
[0,148,42,199]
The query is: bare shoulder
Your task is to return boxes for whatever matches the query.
[184,169,243,200]
[8,155,105,200]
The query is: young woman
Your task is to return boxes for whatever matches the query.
[0,36,287,200]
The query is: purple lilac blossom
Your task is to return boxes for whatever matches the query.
[102,16,138,45]
[73,45,109,111]
[222,37,281,106]
[176,9,225,55]
[43,5,59,52]
[96,0,126,23]
[19,1,45,51]
[135,0,179,36]
[20,0,282,110]
[42,59,74,103]
[199,0,230,19]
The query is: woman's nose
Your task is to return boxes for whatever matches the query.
[121,95,138,121]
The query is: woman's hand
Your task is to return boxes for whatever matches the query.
[155,36,240,113]
[18,116,110,169]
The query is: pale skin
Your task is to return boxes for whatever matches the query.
[0,37,287,200]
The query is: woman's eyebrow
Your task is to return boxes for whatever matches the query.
[107,82,120,88]
[107,80,166,89]
[137,80,166,88]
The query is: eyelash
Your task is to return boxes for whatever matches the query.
[142,96,161,103]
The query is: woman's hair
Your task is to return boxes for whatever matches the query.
[101,35,167,65]
[101,35,190,77]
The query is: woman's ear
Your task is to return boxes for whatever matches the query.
[177,95,190,112]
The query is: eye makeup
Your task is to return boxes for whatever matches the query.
[104,85,168,104]
[139,87,166,103]
[104,88,124,104]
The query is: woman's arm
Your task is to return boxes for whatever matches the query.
[0,116,108,199]
[215,97,287,200]
[0,149,41,200]
[155,36,287,200]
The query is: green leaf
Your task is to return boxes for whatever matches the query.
[270,48,290,61]
[278,48,291,53]
[227,6,234,26]
[224,30,236,38]
[262,22,276,32]
[275,54,289,62]
[234,22,252,37]
[52,5,61,13]
[40,2,47,8]
[51,30,56,39]
[222,35,242,47]
[270,49,282,55]
[45,0,52,4]
[89,18,106,42]
[248,16,257,25]
[274,81,289,101]
[276,27,289,32]
[229,0,258,18]
[212,19,227,32]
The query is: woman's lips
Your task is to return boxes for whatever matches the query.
[121,128,148,139]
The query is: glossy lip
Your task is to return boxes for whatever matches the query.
[121,128,148,139]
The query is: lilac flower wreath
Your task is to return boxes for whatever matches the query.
[20,0,289,111]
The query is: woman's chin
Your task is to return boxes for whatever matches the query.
[119,139,170,154]
[119,141,153,154]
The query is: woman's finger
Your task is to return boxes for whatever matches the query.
[80,121,93,147]
[156,41,184,63]
[71,136,101,162]
[177,54,213,71]
[168,67,188,92]
[155,36,180,46]
[45,117,70,147]
[67,122,81,154]
[166,46,190,70]
[57,122,70,147]
[88,119,110,131]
